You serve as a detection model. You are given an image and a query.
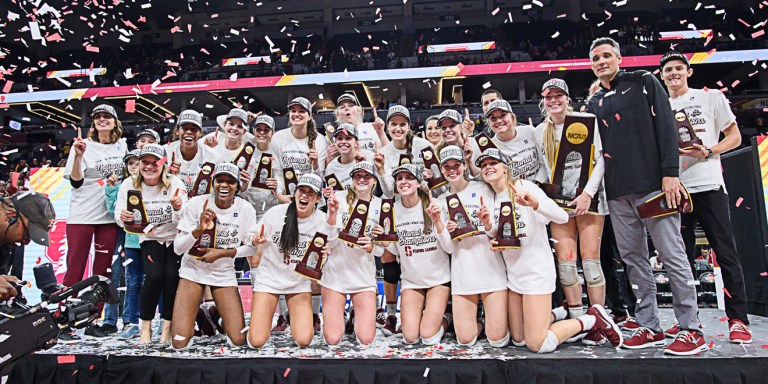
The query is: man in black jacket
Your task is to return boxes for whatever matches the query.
[587,37,705,356]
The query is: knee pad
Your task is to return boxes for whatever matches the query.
[558,261,580,287]
[457,334,478,347]
[172,336,194,351]
[488,332,510,348]
[421,326,444,346]
[536,330,559,354]
[382,261,401,284]
[582,259,605,288]
[512,339,526,347]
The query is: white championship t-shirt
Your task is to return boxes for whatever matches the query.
[269,128,330,190]
[385,199,451,289]
[355,122,382,153]
[490,180,568,295]
[438,181,506,295]
[177,195,258,287]
[250,204,331,294]
[380,136,434,198]
[64,138,128,224]
[669,88,736,193]
[324,150,375,192]
[493,125,548,183]
[164,141,224,195]
[321,190,381,293]
[241,146,281,221]
[114,175,188,243]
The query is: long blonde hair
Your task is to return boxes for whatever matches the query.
[345,177,378,215]
[133,162,172,193]
[88,119,124,144]
[416,188,433,234]
[538,99,574,169]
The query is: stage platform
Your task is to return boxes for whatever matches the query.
[10,308,768,384]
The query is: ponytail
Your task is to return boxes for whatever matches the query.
[279,201,300,255]
[405,130,415,158]
[307,119,318,150]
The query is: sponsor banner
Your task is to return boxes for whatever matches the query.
[660,29,713,40]
[222,56,272,66]
[423,41,496,53]
[4,49,768,104]
[46,67,107,79]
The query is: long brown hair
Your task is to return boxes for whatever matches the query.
[416,188,433,234]
[88,119,124,144]
[538,100,574,170]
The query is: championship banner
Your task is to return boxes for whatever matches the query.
[659,29,713,40]
[46,68,107,79]
[423,41,496,53]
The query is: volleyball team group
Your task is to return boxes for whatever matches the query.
[59,37,752,357]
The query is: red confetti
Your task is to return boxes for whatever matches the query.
[752,30,765,39]
[614,113,621,121]
[125,99,136,113]
[2,80,12,93]
[97,179,105,187]
[723,287,732,298]
[735,197,744,207]
[762,345,768,349]
[708,341,715,349]
[604,153,612,158]
[719,317,728,322]
[284,368,291,377]
[760,272,768,276]
[147,255,154,263]
[85,45,100,53]
[36,257,41,265]
[57,355,76,364]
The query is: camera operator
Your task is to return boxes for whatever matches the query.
[0,192,56,300]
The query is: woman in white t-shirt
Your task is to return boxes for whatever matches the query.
[475,148,622,353]
[202,108,254,163]
[171,163,258,350]
[238,115,281,222]
[432,109,480,177]
[324,124,384,191]
[115,144,188,344]
[247,174,331,349]
[437,145,508,347]
[332,93,389,154]
[321,162,383,346]
[534,80,607,341]
[485,99,548,183]
[271,97,330,204]
[381,164,452,345]
[63,104,128,292]
[379,105,434,198]
[167,109,224,196]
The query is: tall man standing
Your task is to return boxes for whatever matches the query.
[659,51,751,343]
[587,37,706,355]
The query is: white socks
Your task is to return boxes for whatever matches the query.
[278,296,288,317]
[386,303,397,315]
[312,295,321,314]
[577,314,597,332]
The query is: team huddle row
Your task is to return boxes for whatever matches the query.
[63,38,746,356]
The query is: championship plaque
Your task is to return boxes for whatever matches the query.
[234,142,256,170]
[636,185,693,219]
[495,202,521,249]
[339,199,371,246]
[189,162,216,197]
[188,220,216,257]
[250,153,273,190]
[294,232,328,281]
[474,132,498,153]
[421,147,447,190]
[445,193,479,240]
[398,154,413,166]
[377,199,398,243]
[540,114,599,213]
[324,173,344,191]
[283,167,298,196]
[124,190,150,234]
[674,109,703,150]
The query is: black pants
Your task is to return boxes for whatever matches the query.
[601,215,636,316]
[140,241,181,321]
[680,187,748,324]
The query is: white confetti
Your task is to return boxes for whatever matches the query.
[423,367,430,377]
[123,259,134,267]
[532,0,543,6]
[482,81,491,89]
[491,7,500,15]
[240,326,250,334]
[173,335,186,341]
[551,31,560,38]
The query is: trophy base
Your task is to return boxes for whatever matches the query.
[450,227,481,241]
[679,138,703,150]
[187,248,205,258]
[124,223,149,234]
[294,266,322,281]
[338,232,362,246]
[636,188,693,219]
[250,182,272,191]
[376,234,398,243]
[427,178,448,190]
[541,183,599,213]
[495,237,521,249]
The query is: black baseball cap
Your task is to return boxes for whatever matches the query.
[660,51,690,69]
[11,192,56,246]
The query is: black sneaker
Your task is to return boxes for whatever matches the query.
[58,327,82,344]
[84,323,118,339]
